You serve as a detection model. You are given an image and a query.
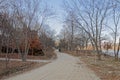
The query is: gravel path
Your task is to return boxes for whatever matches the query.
[5,50,100,80]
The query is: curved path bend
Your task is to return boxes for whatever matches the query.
[6,50,100,80]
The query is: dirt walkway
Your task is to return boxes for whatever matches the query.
[6,50,100,80]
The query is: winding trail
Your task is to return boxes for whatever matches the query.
[6,50,100,80]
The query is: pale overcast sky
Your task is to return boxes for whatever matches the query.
[43,0,65,35]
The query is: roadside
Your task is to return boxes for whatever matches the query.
[65,50,120,80]
[6,51,100,80]
[0,48,57,60]
[0,48,56,80]
[0,60,48,80]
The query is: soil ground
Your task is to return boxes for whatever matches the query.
[65,50,120,80]
[0,60,48,80]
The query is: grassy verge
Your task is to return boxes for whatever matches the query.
[65,50,120,80]
[0,60,48,79]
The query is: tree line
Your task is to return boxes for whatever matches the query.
[0,0,55,62]
[59,0,120,61]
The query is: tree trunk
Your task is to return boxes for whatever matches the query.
[21,53,27,62]
[95,42,101,60]
[116,38,120,61]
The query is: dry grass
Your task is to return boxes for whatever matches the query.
[0,48,57,60]
[65,50,120,80]
[0,60,47,79]
[0,48,56,79]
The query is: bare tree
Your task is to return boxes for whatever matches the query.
[0,0,8,53]
[107,1,120,61]
[10,0,54,61]
[10,0,40,61]
[59,26,70,50]
[39,24,55,50]
[0,11,14,69]
[65,11,75,50]
[64,0,113,60]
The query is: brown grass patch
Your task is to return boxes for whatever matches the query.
[0,60,47,79]
[65,50,120,80]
